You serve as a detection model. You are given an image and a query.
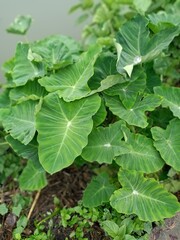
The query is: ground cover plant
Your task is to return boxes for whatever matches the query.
[0,0,180,239]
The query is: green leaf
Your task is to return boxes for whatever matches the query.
[133,0,152,13]
[151,118,180,171]
[92,98,107,127]
[6,15,32,35]
[38,45,102,101]
[12,204,22,217]
[115,128,164,173]
[104,94,161,128]
[19,160,47,191]
[88,53,117,90]
[83,173,116,207]
[115,15,179,76]
[105,66,146,109]
[9,81,47,103]
[154,86,180,119]
[6,135,47,190]
[12,43,46,86]
[148,11,180,32]
[110,170,180,221]
[0,203,8,215]
[81,121,124,164]
[102,220,120,238]
[3,101,37,145]
[32,35,80,70]
[0,90,11,108]
[36,93,101,174]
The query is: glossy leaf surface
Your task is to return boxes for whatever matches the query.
[36,93,101,173]
[3,101,37,145]
[38,45,101,101]
[82,121,124,164]
[110,170,180,221]
[151,118,180,171]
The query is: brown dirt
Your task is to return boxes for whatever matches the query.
[0,165,110,240]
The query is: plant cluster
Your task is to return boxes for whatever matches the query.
[0,0,180,239]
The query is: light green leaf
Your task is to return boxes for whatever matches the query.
[92,98,107,127]
[104,94,161,128]
[38,45,101,101]
[81,121,124,164]
[9,81,47,103]
[148,11,180,32]
[36,93,101,174]
[83,173,116,207]
[105,66,146,109]
[0,90,11,108]
[19,160,47,191]
[110,170,180,221]
[0,203,8,215]
[102,220,120,238]
[12,43,46,86]
[32,35,80,70]
[151,118,180,171]
[154,86,180,119]
[6,15,32,35]
[133,0,152,13]
[3,101,37,145]
[115,128,164,173]
[116,15,179,76]
[6,135,47,190]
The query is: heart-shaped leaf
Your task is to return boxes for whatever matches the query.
[82,121,124,164]
[115,15,179,76]
[36,93,101,173]
[151,118,180,171]
[83,173,116,207]
[115,128,164,173]
[104,94,161,128]
[110,170,180,221]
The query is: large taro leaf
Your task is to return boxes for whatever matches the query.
[32,35,80,70]
[6,135,47,190]
[9,81,47,103]
[83,173,116,207]
[36,93,101,174]
[2,100,37,145]
[151,118,180,171]
[110,170,180,221]
[154,86,180,119]
[115,14,179,76]
[105,66,146,109]
[104,94,161,128]
[81,121,124,164]
[38,45,102,102]
[12,43,46,86]
[115,127,164,173]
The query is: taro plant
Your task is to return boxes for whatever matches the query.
[0,0,180,232]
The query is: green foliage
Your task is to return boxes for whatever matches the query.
[0,1,180,239]
[6,15,32,35]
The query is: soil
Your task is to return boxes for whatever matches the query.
[0,165,110,240]
[0,165,180,240]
